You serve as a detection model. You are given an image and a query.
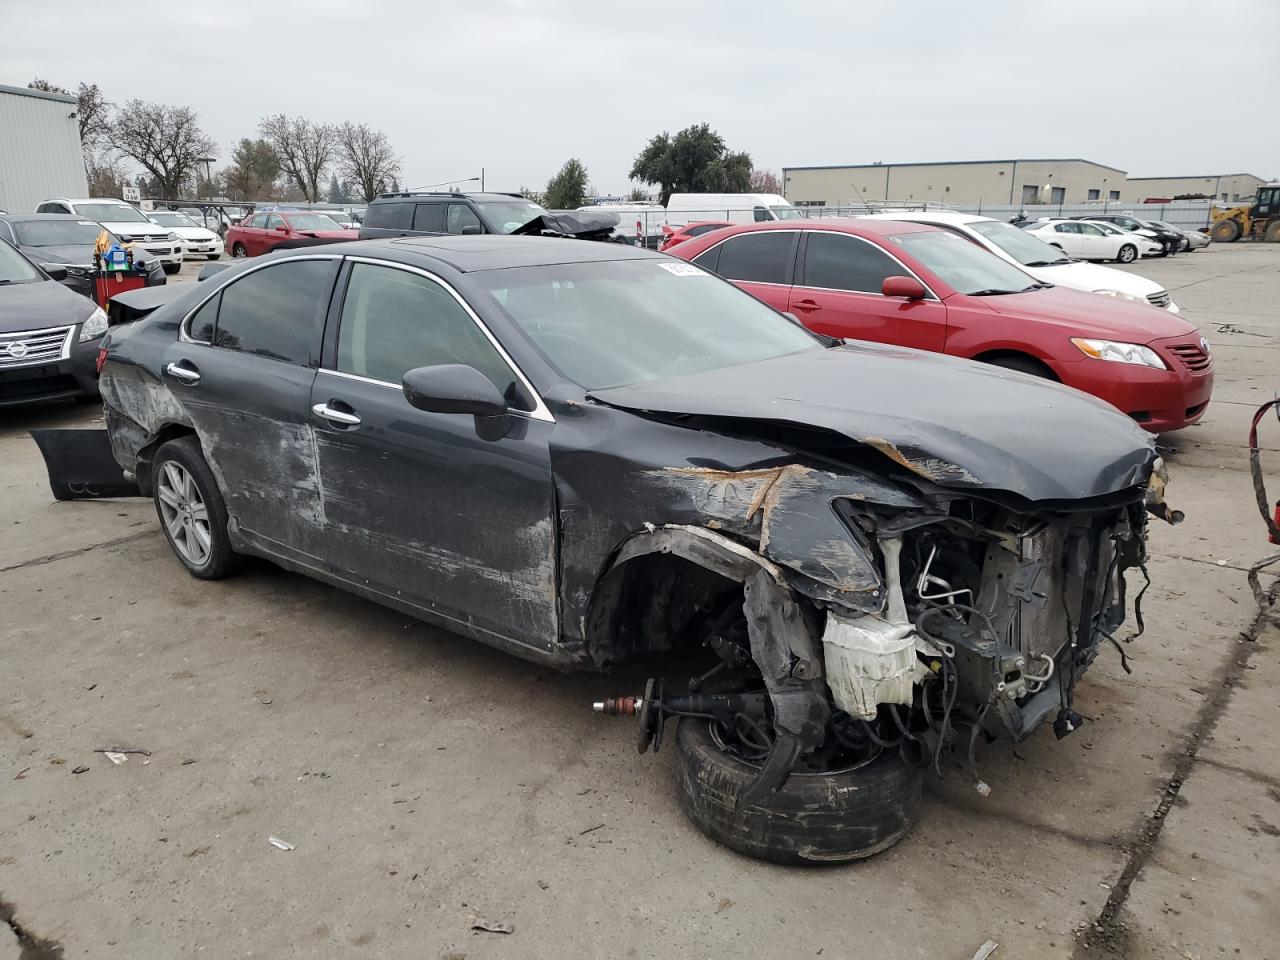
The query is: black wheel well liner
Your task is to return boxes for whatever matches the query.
[969,349,1059,381]
[135,422,198,494]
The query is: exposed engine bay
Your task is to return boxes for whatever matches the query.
[598,475,1163,802]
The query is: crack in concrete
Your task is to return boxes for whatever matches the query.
[0,897,64,960]
[1072,578,1277,959]
[0,530,156,575]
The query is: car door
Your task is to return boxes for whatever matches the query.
[241,212,269,254]
[785,230,948,352]
[690,230,797,313]
[308,258,559,651]
[412,202,445,235]
[162,255,339,563]
[1075,222,1111,259]
[262,213,290,254]
[1050,222,1084,256]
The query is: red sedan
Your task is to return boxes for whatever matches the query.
[670,219,1212,432]
[658,220,733,252]
[225,211,351,258]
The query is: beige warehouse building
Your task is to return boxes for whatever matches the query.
[782,159,1270,209]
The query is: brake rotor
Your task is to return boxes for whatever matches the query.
[637,677,663,754]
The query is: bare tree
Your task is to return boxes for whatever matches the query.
[748,170,783,195]
[85,153,130,199]
[334,122,401,203]
[259,115,336,202]
[109,100,216,199]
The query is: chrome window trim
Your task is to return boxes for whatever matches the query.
[178,253,342,345]
[337,255,555,424]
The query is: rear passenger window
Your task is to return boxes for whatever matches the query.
[714,232,795,285]
[412,203,445,232]
[213,259,335,364]
[188,293,219,342]
[363,202,407,230]
[800,232,903,294]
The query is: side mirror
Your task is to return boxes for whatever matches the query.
[403,364,507,417]
[459,223,483,236]
[882,275,927,300]
[42,265,68,281]
[274,225,289,233]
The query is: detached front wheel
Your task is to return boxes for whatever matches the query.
[674,717,922,864]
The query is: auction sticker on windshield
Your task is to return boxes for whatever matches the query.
[658,262,707,277]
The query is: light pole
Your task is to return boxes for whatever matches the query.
[198,156,216,200]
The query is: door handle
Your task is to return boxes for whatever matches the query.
[312,402,362,427]
[792,299,823,313]
[164,361,200,384]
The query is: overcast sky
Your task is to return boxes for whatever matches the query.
[3,0,1276,196]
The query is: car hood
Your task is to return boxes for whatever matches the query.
[19,243,96,268]
[98,220,166,236]
[1022,259,1163,297]
[0,279,95,333]
[20,243,159,269]
[590,342,1156,503]
[966,285,1195,342]
[171,226,219,241]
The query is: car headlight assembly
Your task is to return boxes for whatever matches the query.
[1092,289,1146,303]
[167,231,181,242]
[46,262,90,278]
[79,306,109,343]
[1071,337,1167,369]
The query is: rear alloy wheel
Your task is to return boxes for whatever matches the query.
[1265,220,1280,243]
[1117,243,1137,263]
[151,437,240,580]
[674,717,922,864]
[232,243,247,258]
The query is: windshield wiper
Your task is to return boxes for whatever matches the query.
[967,288,1021,296]
[1023,259,1067,267]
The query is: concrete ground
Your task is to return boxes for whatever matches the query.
[1,247,1278,960]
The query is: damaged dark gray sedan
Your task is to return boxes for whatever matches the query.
[97,237,1171,863]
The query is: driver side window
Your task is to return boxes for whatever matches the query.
[446,204,483,235]
[336,263,529,408]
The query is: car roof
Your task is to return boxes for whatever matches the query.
[358,235,664,272]
[862,210,993,226]
[373,192,535,204]
[704,217,941,238]
[0,213,100,223]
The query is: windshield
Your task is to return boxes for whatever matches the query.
[0,240,41,284]
[74,202,150,223]
[892,230,1038,295]
[1086,221,1124,235]
[473,199,547,234]
[968,219,1071,266]
[475,260,822,389]
[13,219,111,247]
[769,205,805,220]
[148,211,198,228]
[285,213,343,231]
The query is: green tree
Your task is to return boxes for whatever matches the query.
[543,158,590,209]
[223,138,281,200]
[626,186,650,202]
[629,123,752,205]
[327,174,342,204]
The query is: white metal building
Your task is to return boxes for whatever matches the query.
[0,82,88,215]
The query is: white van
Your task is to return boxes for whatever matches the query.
[665,193,804,227]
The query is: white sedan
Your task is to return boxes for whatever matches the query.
[861,211,1179,312]
[1024,219,1162,263]
[145,210,224,260]
[1079,220,1167,259]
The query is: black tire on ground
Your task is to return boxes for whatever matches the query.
[232,243,247,258]
[1211,218,1242,243]
[162,262,182,275]
[985,354,1056,380]
[673,718,923,865]
[1265,220,1280,243]
[151,436,241,580]
[1117,243,1137,263]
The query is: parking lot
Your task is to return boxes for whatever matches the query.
[2,244,1278,959]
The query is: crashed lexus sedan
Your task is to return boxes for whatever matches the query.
[96,237,1169,863]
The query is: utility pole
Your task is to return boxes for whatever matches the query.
[481,167,485,192]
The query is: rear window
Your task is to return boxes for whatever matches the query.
[213,259,335,364]
[412,203,445,232]
[363,201,407,230]
[712,232,796,284]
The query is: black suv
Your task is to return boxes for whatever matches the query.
[358,192,550,240]
[1077,214,1183,256]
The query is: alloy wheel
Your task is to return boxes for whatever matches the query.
[156,461,212,566]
